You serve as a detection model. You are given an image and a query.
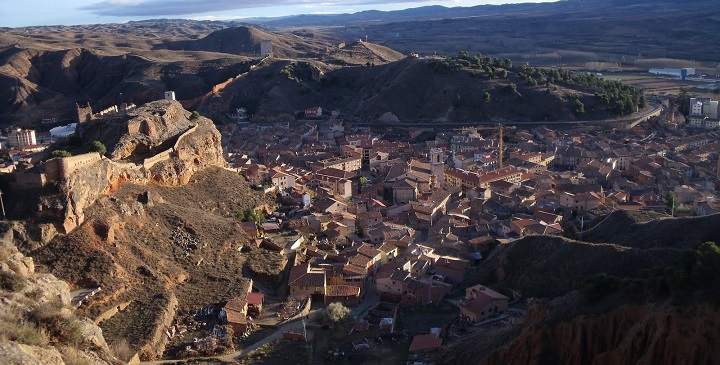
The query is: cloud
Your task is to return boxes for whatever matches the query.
[81,0,447,17]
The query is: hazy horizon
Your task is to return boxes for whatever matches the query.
[3,0,558,28]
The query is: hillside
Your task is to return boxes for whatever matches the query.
[1,100,277,361]
[443,212,720,365]
[0,46,253,125]
[584,210,720,249]
[257,0,720,64]
[30,167,272,360]
[197,55,642,123]
[327,40,406,66]
[158,26,338,59]
[467,235,681,299]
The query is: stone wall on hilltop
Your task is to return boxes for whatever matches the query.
[39,100,226,234]
[112,100,195,161]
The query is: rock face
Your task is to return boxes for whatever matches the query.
[477,298,720,365]
[109,100,195,161]
[40,100,226,233]
[0,226,116,365]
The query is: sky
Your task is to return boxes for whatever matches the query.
[1,0,558,28]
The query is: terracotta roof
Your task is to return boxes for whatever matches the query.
[409,333,442,352]
[246,293,264,305]
[224,297,248,314]
[435,257,469,271]
[357,243,382,259]
[377,243,397,254]
[343,263,367,276]
[288,265,326,287]
[326,285,361,297]
[225,309,247,325]
[349,254,372,268]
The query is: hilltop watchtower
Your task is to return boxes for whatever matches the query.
[260,40,273,58]
[77,103,93,124]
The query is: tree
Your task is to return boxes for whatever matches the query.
[51,150,72,158]
[692,242,720,282]
[190,111,201,121]
[503,83,518,95]
[483,92,491,103]
[68,135,83,148]
[676,88,691,116]
[243,208,258,222]
[91,141,107,156]
[316,302,352,328]
[573,98,585,115]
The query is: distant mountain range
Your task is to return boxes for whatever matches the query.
[240,0,705,28]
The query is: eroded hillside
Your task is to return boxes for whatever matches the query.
[31,167,273,360]
[441,213,720,365]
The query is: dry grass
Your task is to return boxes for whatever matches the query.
[110,338,135,362]
[246,248,286,276]
[60,347,94,365]
[0,271,27,292]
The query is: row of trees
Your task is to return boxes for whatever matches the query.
[235,208,265,222]
[51,140,106,159]
[581,241,720,302]
[571,73,645,116]
[430,51,512,74]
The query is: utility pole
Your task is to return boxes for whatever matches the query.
[498,124,504,169]
[671,194,675,217]
[0,189,6,220]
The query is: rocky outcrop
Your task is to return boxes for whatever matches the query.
[0,226,117,365]
[110,100,194,161]
[137,293,178,361]
[38,100,226,233]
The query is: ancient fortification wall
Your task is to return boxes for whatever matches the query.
[45,152,102,181]
[142,149,173,170]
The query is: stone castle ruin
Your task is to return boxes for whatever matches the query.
[13,99,226,233]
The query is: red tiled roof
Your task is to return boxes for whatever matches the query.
[288,265,326,287]
[409,334,442,352]
[246,293,264,305]
[349,254,372,268]
[224,297,248,314]
[225,309,247,325]
[326,285,361,297]
[343,263,366,276]
[357,244,381,259]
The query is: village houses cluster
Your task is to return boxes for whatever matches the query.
[219,101,720,339]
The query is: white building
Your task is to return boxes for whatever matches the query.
[689,98,720,129]
[690,98,718,118]
[164,91,176,101]
[8,129,37,148]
